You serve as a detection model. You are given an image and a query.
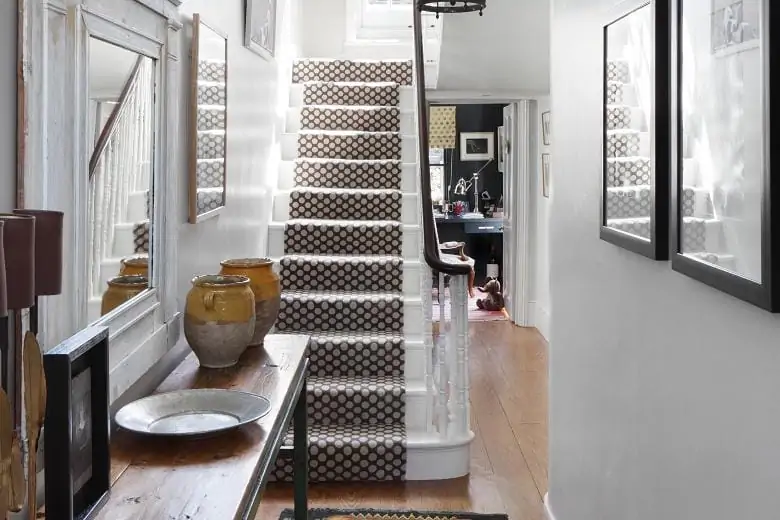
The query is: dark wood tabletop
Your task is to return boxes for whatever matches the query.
[93,334,309,520]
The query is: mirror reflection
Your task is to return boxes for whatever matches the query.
[604,4,653,241]
[680,0,762,281]
[87,38,156,323]
[188,15,228,223]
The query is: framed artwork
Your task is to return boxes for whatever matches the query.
[542,153,551,198]
[245,0,278,60]
[189,14,228,224]
[44,326,110,520]
[541,111,551,146]
[600,0,670,260]
[460,132,495,162]
[671,0,780,311]
[497,126,505,172]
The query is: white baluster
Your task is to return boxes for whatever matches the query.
[436,271,448,436]
[449,274,470,438]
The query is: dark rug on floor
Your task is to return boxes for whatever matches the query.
[279,509,509,520]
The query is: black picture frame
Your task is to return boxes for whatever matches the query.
[671,0,780,311]
[600,0,671,260]
[43,326,110,520]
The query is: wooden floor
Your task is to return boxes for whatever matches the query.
[257,321,548,519]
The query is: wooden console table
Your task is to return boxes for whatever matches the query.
[94,334,309,520]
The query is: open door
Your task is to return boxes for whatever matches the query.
[502,104,517,318]
[501,101,534,326]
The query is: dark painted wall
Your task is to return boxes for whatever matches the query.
[439,103,507,212]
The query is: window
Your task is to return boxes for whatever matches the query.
[363,0,413,28]
[347,0,433,41]
[430,148,445,204]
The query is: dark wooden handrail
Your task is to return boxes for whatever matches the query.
[413,3,471,276]
[88,56,145,180]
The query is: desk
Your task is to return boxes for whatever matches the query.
[95,335,309,520]
[435,216,504,284]
[435,216,504,235]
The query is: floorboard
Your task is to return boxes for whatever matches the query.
[256,321,548,519]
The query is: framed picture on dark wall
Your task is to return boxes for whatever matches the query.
[600,0,671,260]
[460,132,495,161]
[671,0,780,311]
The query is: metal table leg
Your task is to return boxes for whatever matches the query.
[293,379,308,520]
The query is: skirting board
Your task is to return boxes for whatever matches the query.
[529,301,551,341]
[544,493,556,520]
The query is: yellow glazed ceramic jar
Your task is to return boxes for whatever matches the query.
[101,275,148,316]
[219,258,281,346]
[119,254,149,278]
[184,275,256,368]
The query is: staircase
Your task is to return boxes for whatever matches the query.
[605,59,730,267]
[87,58,154,322]
[269,59,418,482]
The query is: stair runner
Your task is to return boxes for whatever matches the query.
[271,59,413,482]
[605,59,732,267]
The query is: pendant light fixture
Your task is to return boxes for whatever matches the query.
[418,0,486,16]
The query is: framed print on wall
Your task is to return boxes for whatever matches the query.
[245,0,278,60]
[671,0,780,311]
[601,0,671,260]
[460,132,495,162]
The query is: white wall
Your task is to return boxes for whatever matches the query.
[0,0,16,213]
[530,97,550,339]
[176,0,302,307]
[300,0,347,58]
[549,1,780,519]
[437,0,550,95]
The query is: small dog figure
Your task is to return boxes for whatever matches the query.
[476,278,505,312]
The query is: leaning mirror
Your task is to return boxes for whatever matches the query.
[87,38,156,324]
[672,0,780,310]
[601,1,670,260]
[189,14,228,224]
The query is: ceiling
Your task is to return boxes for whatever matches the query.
[435,0,550,95]
[89,38,141,100]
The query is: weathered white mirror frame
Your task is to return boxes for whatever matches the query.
[18,0,184,401]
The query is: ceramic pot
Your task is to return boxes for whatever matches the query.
[13,209,64,296]
[120,254,149,278]
[0,214,35,310]
[184,275,256,368]
[219,258,280,347]
[101,275,148,316]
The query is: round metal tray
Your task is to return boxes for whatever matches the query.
[115,389,271,437]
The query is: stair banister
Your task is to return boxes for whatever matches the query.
[413,1,471,440]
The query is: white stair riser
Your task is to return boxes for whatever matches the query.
[127,190,148,223]
[268,223,421,261]
[286,108,415,134]
[272,191,419,225]
[404,339,426,385]
[112,223,137,258]
[277,161,418,192]
[290,84,415,111]
[282,133,416,163]
[405,385,428,432]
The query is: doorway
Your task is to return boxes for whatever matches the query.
[428,100,535,324]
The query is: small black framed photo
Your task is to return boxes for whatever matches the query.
[44,326,110,520]
[541,111,551,146]
[601,0,671,260]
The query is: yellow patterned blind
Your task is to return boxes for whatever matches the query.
[429,106,457,149]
